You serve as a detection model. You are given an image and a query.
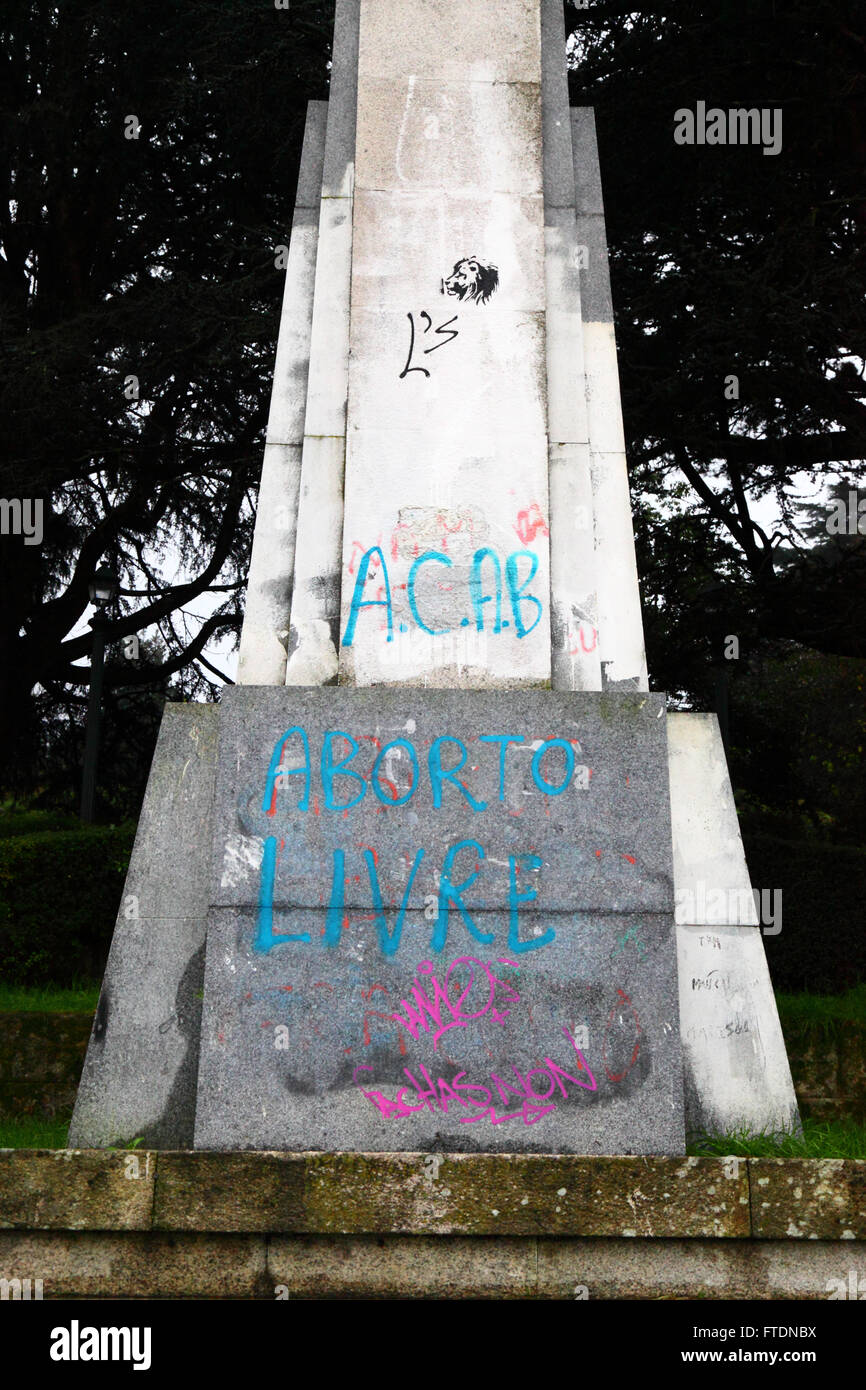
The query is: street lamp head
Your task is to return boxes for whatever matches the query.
[89,566,118,607]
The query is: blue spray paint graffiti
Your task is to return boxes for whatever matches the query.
[252,724,592,959]
[343,545,543,648]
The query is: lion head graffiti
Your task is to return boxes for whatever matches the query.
[441,256,499,306]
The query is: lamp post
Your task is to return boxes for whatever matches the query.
[698,581,731,760]
[80,567,118,823]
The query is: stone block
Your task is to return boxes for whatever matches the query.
[0,1150,155,1230]
[321,0,359,199]
[541,0,576,209]
[537,1237,756,1299]
[355,78,543,196]
[301,196,353,439]
[357,0,542,84]
[153,1152,305,1232]
[669,712,800,1138]
[299,1152,745,1236]
[750,1159,866,1240]
[346,306,548,436]
[667,712,758,924]
[269,1233,537,1298]
[68,704,217,1149]
[194,687,684,1154]
[571,107,605,216]
[0,1230,267,1299]
[237,442,303,686]
[350,188,546,315]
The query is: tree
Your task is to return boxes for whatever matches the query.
[0,0,334,794]
[566,0,866,679]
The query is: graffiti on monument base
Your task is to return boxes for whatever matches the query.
[248,720,599,959]
[351,957,640,1131]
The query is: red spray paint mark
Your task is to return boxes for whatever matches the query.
[362,984,388,1000]
[602,989,641,1083]
[514,502,549,544]
[363,1010,408,1056]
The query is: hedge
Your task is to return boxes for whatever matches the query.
[0,824,136,985]
[744,833,866,994]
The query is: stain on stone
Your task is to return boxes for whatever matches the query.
[308,571,340,621]
[92,990,110,1047]
[136,940,206,1149]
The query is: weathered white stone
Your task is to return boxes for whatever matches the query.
[237,103,326,686]
[285,434,346,686]
[667,712,800,1137]
[350,189,545,315]
[338,425,551,686]
[237,442,303,686]
[342,0,549,688]
[678,923,801,1138]
[667,711,758,921]
[346,304,547,438]
[300,197,354,440]
[356,78,543,196]
[265,222,323,446]
[284,0,359,687]
[571,108,647,692]
[549,442,601,690]
[357,0,542,83]
[540,5,600,694]
[544,210,589,447]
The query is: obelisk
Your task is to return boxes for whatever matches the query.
[70,0,799,1152]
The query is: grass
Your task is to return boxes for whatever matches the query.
[0,808,80,838]
[0,982,100,1013]
[0,1118,863,1157]
[0,1115,70,1149]
[688,1117,866,1160]
[776,983,866,1040]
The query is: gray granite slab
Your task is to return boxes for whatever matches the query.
[69,704,217,1148]
[194,688,684,1153]
[210,687,674,914]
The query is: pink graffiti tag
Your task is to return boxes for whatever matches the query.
[388,957,521,1052]
[353,1027,597,1129]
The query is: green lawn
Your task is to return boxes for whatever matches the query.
[688,1118,866,1160]
[0,1115,71,1149]
[0,982,100,1013]
[2,1116,863,1156]
[776,983,866,1037]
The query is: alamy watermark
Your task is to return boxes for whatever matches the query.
[674,882,781,935]
[825,490,866,536]
[826,1269,866,1299]
[0,498,43,545]
[674,102,782,157]
[1,1276,43,1300]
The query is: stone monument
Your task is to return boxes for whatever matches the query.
[69,0,799,1153]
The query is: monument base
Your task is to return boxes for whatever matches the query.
[70,692,799,1153]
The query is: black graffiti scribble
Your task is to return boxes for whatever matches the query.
[399,311,460,379]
